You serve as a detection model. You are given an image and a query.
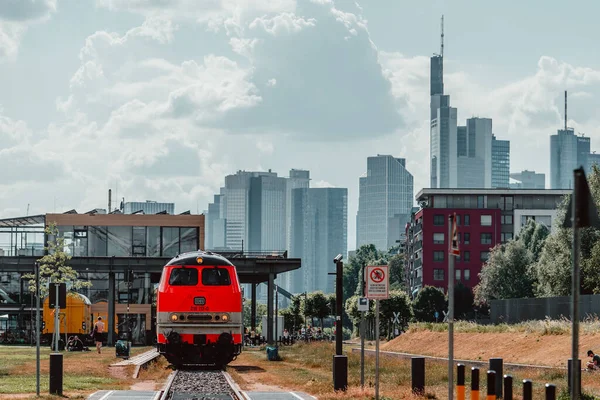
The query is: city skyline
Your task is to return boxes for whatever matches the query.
[2,1,600,251]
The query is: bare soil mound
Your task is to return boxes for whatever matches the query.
[382,331,600,367]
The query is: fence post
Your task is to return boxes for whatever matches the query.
[568,359,582,396]
[545,383,556,400]
[457,364,465,400]
[489,358,503,398]
[522,380,533,400]
[471,367,480,400]
[411,357,425,395]
[503,375,513,400]
[487,370,496,400]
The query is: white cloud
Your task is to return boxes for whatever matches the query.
[0,0,57,61]
[312,180,335,188]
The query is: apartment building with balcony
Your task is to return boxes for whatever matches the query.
[405,188,569,297]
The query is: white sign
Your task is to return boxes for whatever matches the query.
[358,297,369,312]
[365,265,389,300]
[392,312,400,324]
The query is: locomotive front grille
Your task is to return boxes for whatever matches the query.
[187,315,213,322]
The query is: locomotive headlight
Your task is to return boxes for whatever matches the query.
[221,314,229,322]
[170,314,178,321]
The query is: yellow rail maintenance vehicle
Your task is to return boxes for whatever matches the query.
[42,292,93,345]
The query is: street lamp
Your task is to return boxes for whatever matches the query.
[332,254,347,391]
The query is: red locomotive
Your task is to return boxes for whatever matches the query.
[156,251,243,367]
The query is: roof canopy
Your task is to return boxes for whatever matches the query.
[0,215,45,227]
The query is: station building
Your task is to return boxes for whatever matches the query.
[404,188,569,297]
[0,209,298,345]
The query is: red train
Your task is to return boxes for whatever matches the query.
[156,251,243,367]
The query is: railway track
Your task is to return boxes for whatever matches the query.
[160,368,246,400]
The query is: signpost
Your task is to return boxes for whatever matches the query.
[358,296,367,388]
[366,265,389,400]
[447,213,460,400]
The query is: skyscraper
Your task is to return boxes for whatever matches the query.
[492,134,510,188]
[455,118,493,188]
[290,188,347,294]
[356,155,414,252]
[248,174,287,252]
[550,128,581,189]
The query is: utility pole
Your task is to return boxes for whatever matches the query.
[35,262,40,396]
[332,254,347,391]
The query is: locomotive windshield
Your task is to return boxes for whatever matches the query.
[202,268,231,286]
[169,267,198,286]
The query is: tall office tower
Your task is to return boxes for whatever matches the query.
[290,188,348,294]
[224,170,277,250]
[122,201,175,215]
[510,170,545,189]
[455,117,492,188]
[285,169,310,251]
[248,174,287,252]
[429,17,458,188]
[588,153,600,172]
[356,155,414,252]
[492,134,511,188]
[550,128,583,189]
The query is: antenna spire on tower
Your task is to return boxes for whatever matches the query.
[565,90,568,131]
[441,15,444,57]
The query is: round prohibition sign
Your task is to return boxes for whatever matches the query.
[370,268,385,283]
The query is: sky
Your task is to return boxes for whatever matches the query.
[1,0,600,251]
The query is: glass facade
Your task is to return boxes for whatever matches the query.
[492,135,510,188]
[356,155,414,251]
[123,201,175,215]
[550,128,590,189]
[54,226,199,257]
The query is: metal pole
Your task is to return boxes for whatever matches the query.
[375,299,380,400]
[360,264,365,388]
[54,283,59,351]
[571,182,580,400]
[35,262,40,396]
[275,283,278,345]
[448,215,455,400]
[335,261,343,356]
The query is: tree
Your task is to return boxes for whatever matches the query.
[412,286,446,322]
[533,164,600,296]
[23,223,91,298]
[517,218,550,259]
[243,300,267,330]
[474,240,535,304]
[310,291,331,328]
[326,293,336,316]
[388,254,406,291]
[289,295,304,328]
[379,290,413,333]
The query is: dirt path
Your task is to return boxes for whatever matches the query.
[382,331,600,367]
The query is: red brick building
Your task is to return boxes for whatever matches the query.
[405,188,569,297]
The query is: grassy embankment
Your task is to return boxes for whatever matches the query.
[230,340,598,400]
[0,345,152,399]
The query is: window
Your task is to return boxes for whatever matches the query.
[477,195,485,208]
[480,233,492,245]
[481,215,492,226]
[464,233,470,245]
[464,251,471,262]
[434,215,445,226]
[455,269,461,280]
[501,232,514,242]
[434,269,444,281]
[464,269,471,280]
[456,215,461,225]
[480,251,490,262]
[180,228,198,253]
[132,226,146,256]
[169,268,198,286]
[433,233,445,244]
[162,227,180,257]
[464,215,470,226]
[505,196,514,211]
[202,268,231,286]
[433,251,444,262]
[501,215,513,224]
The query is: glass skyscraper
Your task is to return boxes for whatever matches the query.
[290,188,348,294]
[550,129,583,189]
[356,155,414,252]
[492,135,510,188]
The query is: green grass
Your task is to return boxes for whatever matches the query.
[0,375,116,394]
[409,317,600,335]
